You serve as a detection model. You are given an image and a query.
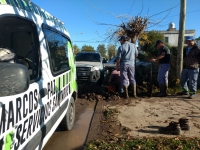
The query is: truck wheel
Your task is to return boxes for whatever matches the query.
[59,97,75,131]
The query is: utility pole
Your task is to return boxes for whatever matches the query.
[177,0,186,78]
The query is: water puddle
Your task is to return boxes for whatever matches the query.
[43,106,95,150]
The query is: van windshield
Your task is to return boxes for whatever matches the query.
[75,53,100,62]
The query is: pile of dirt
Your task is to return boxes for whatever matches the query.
[78,82,151,143]
[77,82,156,144]
[78,82,121,102]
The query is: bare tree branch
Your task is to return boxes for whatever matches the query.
[147,9,172,29]
[137,0,144,16]
[85,0,180,45]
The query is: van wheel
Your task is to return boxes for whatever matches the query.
[59,97,75,131]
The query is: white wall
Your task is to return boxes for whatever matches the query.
[196,40,200,46]
[164,34,178,46]
[163,33,195,46]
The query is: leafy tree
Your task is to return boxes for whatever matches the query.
[196,36,200,40]
[107,44,116,60]
[81,45,95,52]
[138,32,150,46]
[141,31,165,57]
[73,44,80,55]
[97,44,107,57]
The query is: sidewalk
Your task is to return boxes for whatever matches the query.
[112,94,200,137]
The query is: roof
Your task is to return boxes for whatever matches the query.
[159,30,195,34]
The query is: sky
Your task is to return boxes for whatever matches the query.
[32,0,200,50]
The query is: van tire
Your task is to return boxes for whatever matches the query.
[59,97,75,131]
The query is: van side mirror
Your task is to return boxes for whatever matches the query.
[0,63,30,97]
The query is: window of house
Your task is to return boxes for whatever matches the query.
[44,28,70,74]
[165,37,169,43]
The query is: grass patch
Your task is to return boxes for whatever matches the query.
[85,137,200,150]
[103,108,119,119]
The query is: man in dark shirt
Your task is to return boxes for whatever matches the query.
[177,36,200,99]
[150,40,170,97]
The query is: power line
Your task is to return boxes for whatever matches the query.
[166,8,200,18]
[128,0,135,15]
[147,8,172,29]
[137,0,143,16]
[148,3,180,19]
[147,8,200,29]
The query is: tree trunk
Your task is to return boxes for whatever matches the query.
[131,36,137,44]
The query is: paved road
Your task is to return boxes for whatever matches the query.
[43,101,96,150]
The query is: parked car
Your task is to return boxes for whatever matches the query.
[102,57,108,63]
[104,57,152,84]
[104,57,151,72]
[75,52,105,83]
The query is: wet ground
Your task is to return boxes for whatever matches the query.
[43,99,96,150]
[43,82,200,149]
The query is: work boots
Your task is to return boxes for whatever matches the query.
[159,121,181,135]
[156,84,166,97]
[165,82,168,95]
[179,117,190,131]
[130,84,137,98]
[123,86,129,99]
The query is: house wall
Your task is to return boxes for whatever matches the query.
[161,31,195,47]
[196,40,200,46]
[163,33,179,46]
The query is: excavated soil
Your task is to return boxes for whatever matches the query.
[77,82,200,146]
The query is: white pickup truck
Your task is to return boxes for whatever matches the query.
[75,52,106,84]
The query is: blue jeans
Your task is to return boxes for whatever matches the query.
[120,63,135,87]
[180,68,199,94]
[157,64,170,84]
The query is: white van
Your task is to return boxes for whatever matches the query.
[0,0,77,150]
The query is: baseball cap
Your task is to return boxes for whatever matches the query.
[118,36,126,41]
[186,36,195,41]
[155,40,163,47]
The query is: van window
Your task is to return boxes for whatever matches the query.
[44,28,70,73]
[0,16,40,81]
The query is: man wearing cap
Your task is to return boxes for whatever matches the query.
[150,40,170,97]
[177,36,200,99]
[116,36,138,98]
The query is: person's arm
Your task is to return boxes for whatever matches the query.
[150,52,165,62]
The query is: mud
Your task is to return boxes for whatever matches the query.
[43,99,96,150]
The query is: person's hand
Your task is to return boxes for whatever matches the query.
[150,58,156,62]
